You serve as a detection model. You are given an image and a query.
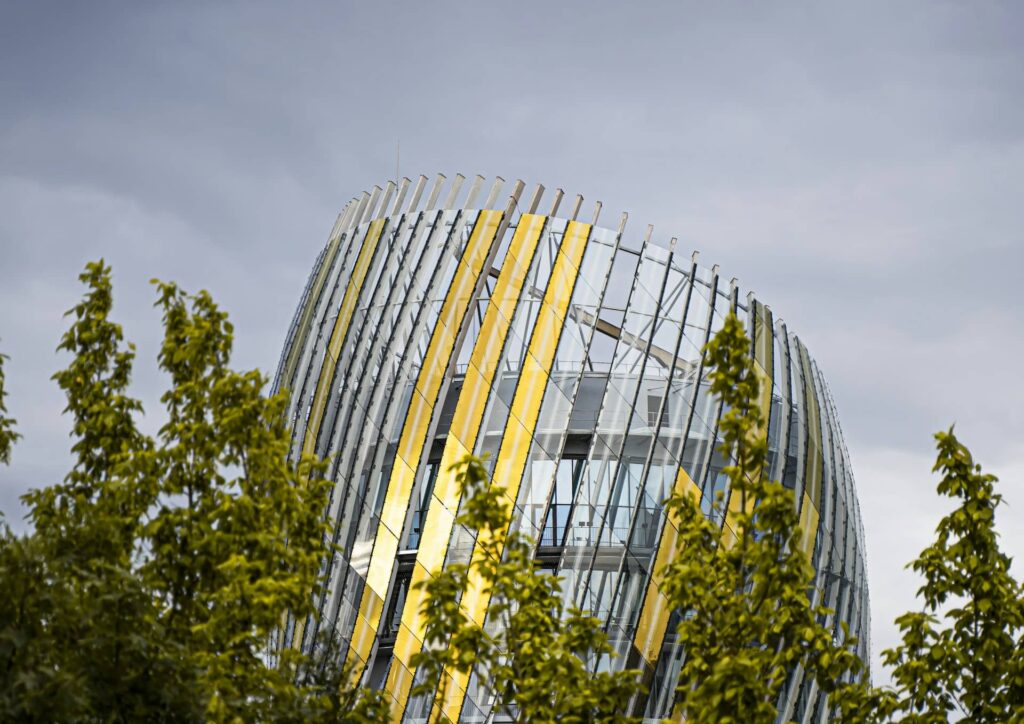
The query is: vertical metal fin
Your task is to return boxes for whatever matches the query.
[463,174,485,209]
[483,176,505,210]
[525,183,546,214]
[425,174,447,211]
[569,194,584,221]
[443,173,466,210]
[407,175,429,214]
[391,177,412,217]
[549,188,565,217]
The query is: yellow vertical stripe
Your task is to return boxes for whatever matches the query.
[384,214,548,713]
[798,343,822,561]
[301,218,387,457]
[633,467,701,664]
[344,209,504,672]
[439,220,591,723]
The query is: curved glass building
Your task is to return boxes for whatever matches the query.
[273,174,870,722]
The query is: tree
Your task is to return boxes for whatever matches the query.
[880,428,1024,722]
[658,312,870,723]
[411,455,644,723]
[0,261,386,722]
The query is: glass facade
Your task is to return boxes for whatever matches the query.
[273,174,871,723]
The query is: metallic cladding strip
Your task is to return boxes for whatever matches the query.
[278,229,347,409]
[272,244,327,395]
[323,209,463,666]
[384,213,549,712]
[437,219,593,723]
[344,209,505,672]
[627,265,721,696]
[300,218,388,457]
[769,317,793,486]
[302,210,424,650]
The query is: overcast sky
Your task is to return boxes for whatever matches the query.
[2,1,1022,684]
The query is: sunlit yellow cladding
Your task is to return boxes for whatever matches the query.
[798,341,823,559]
[302,218,387,457]
[344,209,504,672]
[384,214,548,713]
[438,219,591,723]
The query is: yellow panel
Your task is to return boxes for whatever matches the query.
[380,458,416,537]
[509,355,548,429]
[349,588,385,667]
[448,368,487,446]
[430,437,470,506]
[633,468,700,663]
[439,220,591,722]
[301,218,387,457]
[416,500,456,573]
[397,389,434,465]
[799,344,824,511]
[383,215,547,711]
[366,527,399,598]
[385,635,416,718]
[800,491,819,560]
[413,320,457,402]
[344,209,504,673]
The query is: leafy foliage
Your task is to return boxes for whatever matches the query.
[0,261,384,722]
[3,262,1022,723]
[411,455,643,723]
[880,428,1024,722]
[659,312,870,722]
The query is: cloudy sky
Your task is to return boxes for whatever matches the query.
[2,2,1022,683]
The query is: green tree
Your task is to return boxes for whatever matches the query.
[880,428,1024,722]
[0,261,386,722]
[411,455,643,723]
[658,312,870,723]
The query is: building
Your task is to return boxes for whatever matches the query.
[273,174,870,722]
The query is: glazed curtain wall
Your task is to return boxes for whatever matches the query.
[273,177,871,724]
